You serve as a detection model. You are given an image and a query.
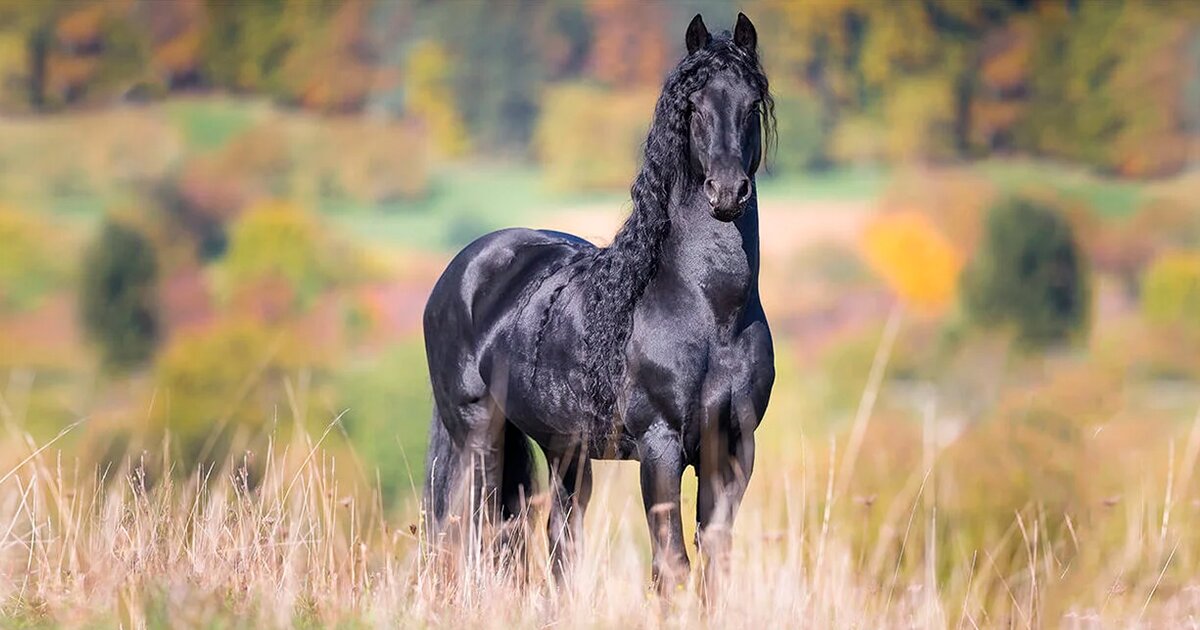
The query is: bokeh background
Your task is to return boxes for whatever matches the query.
[0,0,1198,548]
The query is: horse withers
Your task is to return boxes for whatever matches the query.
[422,13,775,594]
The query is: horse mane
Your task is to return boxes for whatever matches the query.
[579,34,775,425]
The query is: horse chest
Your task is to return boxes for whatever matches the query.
[626,301,763,420]
[676,236,752,321]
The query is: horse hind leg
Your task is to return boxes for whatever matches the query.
[546,444,593,584]
[498,421,536,576]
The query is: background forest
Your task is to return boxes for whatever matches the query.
[0,0,1199,626]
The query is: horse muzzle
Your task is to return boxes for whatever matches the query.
[704,175,751,222]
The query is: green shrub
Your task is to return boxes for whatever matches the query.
[153,320,331,469]
[962,196,1091,347]
[0,206,68,312]
[80,220,160,368]
[336,339,433,507]
[1141,251,1200,333]
[220,201,338,311]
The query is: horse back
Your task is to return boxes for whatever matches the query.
[425,228,589,335]
[424,228,594,430]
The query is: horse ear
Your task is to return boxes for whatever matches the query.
[685,14,710,55]
[733,12,757,53]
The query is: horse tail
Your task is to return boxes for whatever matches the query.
[423,409,536,540]
[422,406,459,540]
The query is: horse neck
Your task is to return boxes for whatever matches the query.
[651,184,761,324]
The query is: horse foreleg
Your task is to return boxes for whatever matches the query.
[696,400,757,599]
[546,445,592,584]
[639,429,689,594]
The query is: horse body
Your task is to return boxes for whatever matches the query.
[423,13,773,590]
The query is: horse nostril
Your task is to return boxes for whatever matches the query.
[703,178,719,206]
[736,178,751,204]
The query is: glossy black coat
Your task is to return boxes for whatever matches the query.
[422,14,773,590]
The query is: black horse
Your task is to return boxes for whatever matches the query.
[423,13,774,590]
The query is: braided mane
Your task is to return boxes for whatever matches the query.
[579,34,774,424]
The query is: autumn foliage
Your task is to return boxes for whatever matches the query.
[861,211,962,314]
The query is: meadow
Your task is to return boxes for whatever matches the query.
[2,331,1200,628]
[0,97,1197,628]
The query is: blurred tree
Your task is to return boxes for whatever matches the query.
[1019,2,1193,177]
[0,206,67,312]
[753,0,974,165]
[585,0,669,88]
[200,0,378,110]
[969,16,1033,153]
[144,0,206,90]
[1,0,1197,173]
[56,1,152,105]
[770,87,829,172]
[153,319,331,470]
[80,219,160,368]
[427,0,563,152]
[882,74,957,162]
[0,0,150,110]
[279,0,377,113]
[538,0,592,80]
[0,0,64,110]
[753,0,1198,174]
[220,201,342,317]
[535,82,655,191]
[199,0,293,94]
[1141,251,1200,335]
[404,40,469,157]
[962,196,1091,347]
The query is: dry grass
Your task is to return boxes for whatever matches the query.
[0,405,1198,629]
[0,427,935,628]
[2,315,1199,628]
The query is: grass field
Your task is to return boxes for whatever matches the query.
[3,320,1200,628]
[3,99,1197,628]
[3,396,1199,628]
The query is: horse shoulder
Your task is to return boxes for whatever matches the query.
[734,317,774,426]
